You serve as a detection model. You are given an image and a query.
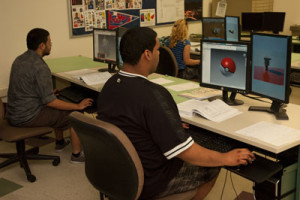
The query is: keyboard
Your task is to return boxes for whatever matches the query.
[58,85,98,104]
[188,125,241,153]
[226,153,283,183]
[58,86,87,103]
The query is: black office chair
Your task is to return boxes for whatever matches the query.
[0,99,60,182]
[156,46,178,77]
[69,112,196,200]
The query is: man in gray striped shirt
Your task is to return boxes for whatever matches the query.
[6,28,93,163]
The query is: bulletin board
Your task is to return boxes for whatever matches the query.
[69,0,202,36]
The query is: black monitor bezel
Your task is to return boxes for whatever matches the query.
[262,12,286,33]
[200,39,251,94]
[225,16,240,42]
[93,28,119,66]
[241,12,264,32]
[202,17,226,41]
[250,32,291,104]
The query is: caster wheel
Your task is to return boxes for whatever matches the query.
[52,158,60,166]
[27,174,36,182]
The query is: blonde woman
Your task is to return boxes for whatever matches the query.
[165,19,201,79]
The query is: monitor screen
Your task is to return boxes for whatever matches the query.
[225,16,240,42]
[116,27,128,69]
[241,12,264,32]
[251,33,291,102]
[262,12,285,33]
[93,28,117,65]
[201,40,250,105]
[249,33,291,119]
[202,18,225,40]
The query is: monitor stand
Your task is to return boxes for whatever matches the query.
[108,63,118,73]
[248,100,289,120]
[208,91,244,106]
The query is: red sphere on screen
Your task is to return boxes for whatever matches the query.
[220,57,236,76]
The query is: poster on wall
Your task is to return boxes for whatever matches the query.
[156,0,184,24]
[107,11,139,29]
[140,9,155,27]
[105,0,115,9]
[184,0,203,21]
[95,10,107,28]
[70,0,202,36]
[84,10,95,31]
[95,0,105,9]
[72,6,85,28]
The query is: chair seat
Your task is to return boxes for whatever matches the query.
[0,121,53,142]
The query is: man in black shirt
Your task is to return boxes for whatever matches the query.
[97,27,254,200]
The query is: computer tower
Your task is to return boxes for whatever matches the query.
[254,163,297,200]
[254,177,280,200]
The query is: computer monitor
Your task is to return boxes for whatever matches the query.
[200,40,250,105]
[93,28,119,72]
[241,12,264,32]
[225,16,240,42]
[249,33,291,120]
[202,17,225,40]
[262,12,285,34]
[116,27,127,69]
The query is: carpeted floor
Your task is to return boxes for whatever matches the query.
[0,133,253,200]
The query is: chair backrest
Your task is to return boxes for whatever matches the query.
[156,46,178,77]
[69,112,144,200]
[0,98,4,121]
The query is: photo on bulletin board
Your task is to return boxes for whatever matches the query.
[156,0,202,25]
[185,0,203,21]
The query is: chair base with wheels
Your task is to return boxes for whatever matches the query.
[0,99,60,182]
[0,123,61,182]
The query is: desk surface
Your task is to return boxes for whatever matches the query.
[46,56,107,92]
[45,55,106,73]
[47,56,300,155]
[292,53,300,63]
[149,74,300,154]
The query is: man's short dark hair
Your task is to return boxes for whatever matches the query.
[27,28,49,50]
[120,27,157,66]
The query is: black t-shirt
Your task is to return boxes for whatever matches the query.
[97,71,194,200]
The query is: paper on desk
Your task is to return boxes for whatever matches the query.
[64,69,96,79]
[177,99,241,122]
[166,82,199,92]
[179,88,221,100]
[150,77,174,85]
[236,121,300,147]
[190,42,200,47]
[80,72,111,85]
[291,60,300,68]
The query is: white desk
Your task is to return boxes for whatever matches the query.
[180,94,300,154]
[47,57,300,199]
[53,68,105,92]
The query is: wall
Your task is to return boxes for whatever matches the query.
[0,0,211,89]
[273,0,300,35]
[1,0,298,89]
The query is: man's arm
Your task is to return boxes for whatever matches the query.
[47,98,93,110]
[177,143,255,167]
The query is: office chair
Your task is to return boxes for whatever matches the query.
[69,112,197,200]
[156,46,178,77]
[0,99,60,182]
